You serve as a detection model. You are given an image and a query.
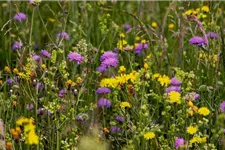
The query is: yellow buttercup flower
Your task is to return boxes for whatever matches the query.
[135,36,140,41]
[13,68,19,74]
[4,66,10,73]
[202,6,209,12]
[187,126,198,135]
[158,75,170,87]
[198,107,210,116]
[144,132,155,140]
[119,33,125,38]
[118,66,126,73]
[144,63,149,70]
[120,102,131,108]
[25,130,39,145]
[168,23,174,29]
[151,22,157,28]
[168,91,181,104]
[77,77,83,84]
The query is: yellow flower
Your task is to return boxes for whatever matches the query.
[141,40,146,44]
[190,136,207,145]
[202,6,209,12]
[117,40,127,50]
[168,23,174,29]
[77,77,83,84]
[147,54,152,59]
[48,18,56,22]
[188,101,194,107]
[188,110,194,117]
[152,73,161,80]
[198,107,210,116]
[158,75,170,87]
[168,91,181,104]
[151,22,157,28]
[187,126,198,135]
[41,64,46,69]
[119,33,125,38]
[25,130,39,145]
[4,66,10,73]
[135,36,140,41]
[144,63,149,70]
[13,68,19,74]
[118,66,126,73]
[144,132,155,140]
[120,102,131,108]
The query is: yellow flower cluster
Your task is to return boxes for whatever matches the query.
[183,6,209,19]
[117,40,127,50]
[118,66,126,73]
[187,125,198,135]
[199,53,218,67]
[144,132,155,140]
[168,91,181,104]
[190,135,207,145]
[100,71,139,88]
[187,101,199,117]
[153,74,170,87]
[16,117,39,145]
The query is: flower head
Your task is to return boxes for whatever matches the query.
[219,101,225,112]
[144,132,155,140]
[175,137,185,149]
[166,86,181,94]
[120,102,131,108]
[207,32,219,39]
[115,116,125,122]
[14,12,26,21]
[135,43,148,55]
[189,36,207,46]
[198,107,210,116]
[187,126,198,135]
[96,87,111,94]
[122,24,132,32]
[67,52,84,64]
[12,42,23,51]
[41,50,51,58]
[101,58,118,68]
[97,98,111,108]
[57,32,70,40]
[32,55,41,62]
[168,91,181,104]
[110,126,122,133]
[170,77,182,86]
[58,88,66,98]
[185,92,200,101]
[100,51,118,62]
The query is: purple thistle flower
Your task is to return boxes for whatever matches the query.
[175,137,185,149]
[32,55,41,62]
[67,52,84,64]
[97,66,107,73]
[166,86,181,94]
[41,50,51,58]
[7,79,13,85]
[96,87,111,94]
[13,12,26,21]
[97,98,111,108]
[122,24,132,32]
[12,42,23,51]
[207,32,219,39]
[26,103,34,111]
[170,77,182,86]
[185,92,200,101]
[57,32,70,40]
[135,43,148,55]
[219,101,225,112]
[100,51,118,62]
[58,88,66,98]
[110,126,122,133]
[189,36,207,46]
[115,116,125,122]
[101,58,118,68]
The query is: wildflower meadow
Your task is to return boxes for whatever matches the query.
[1,1,225,150]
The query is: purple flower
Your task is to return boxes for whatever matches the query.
[122,24,132,32]
[170,77,182,86]
[185,92,200,101]
[113,48,119,53]
[101,58,118,68]
[37,108,44,115]
[12,42,23,51]
[46,109,52,116]
[7,77,18,85]
[41,50,51,58]
[26,103,34,111]
[34,44,39,50]
[36,82,44,90]
[97,98,111,108]
[32,55,41,62]
[135,43,148,55]
[110,126,122,133]
[219,101,225,112]
[223,129,225,133]
[14,12,26,21]
[7,79,13,85]
[175,137,185,149]
[97,66,107,73]
[57,32,70,40]
[189,36,207,46]
[67,52,84,64]
[166,86,181,94]
[100,51,118,62]
[207,32,219,39]
[96,87,111,94]
[115,116,124,122]
[58,88,66,98]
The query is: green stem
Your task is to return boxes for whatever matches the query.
[29,8,35,54]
